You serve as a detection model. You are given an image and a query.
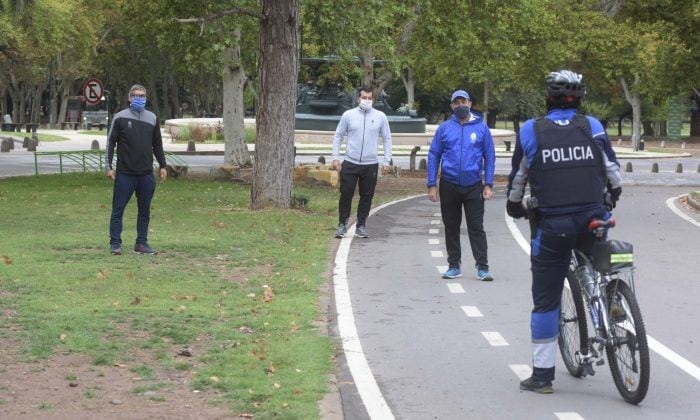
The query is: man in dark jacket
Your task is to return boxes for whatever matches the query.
[506,70,622,394]
[427,89,496,281]
[106,84,167,255]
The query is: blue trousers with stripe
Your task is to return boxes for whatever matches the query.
[529,206,609,381]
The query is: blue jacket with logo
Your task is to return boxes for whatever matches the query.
[507,108,622,214]
[427,113,495,188]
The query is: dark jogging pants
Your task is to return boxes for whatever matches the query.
[439,180,488,270]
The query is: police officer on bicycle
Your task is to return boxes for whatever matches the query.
[506,69,623,394]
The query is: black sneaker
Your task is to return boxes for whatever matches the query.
[134,243,157,255]
[110,244,122,255]
[519,376,553,394]
[335,224,347,238]
[355,225,369,238]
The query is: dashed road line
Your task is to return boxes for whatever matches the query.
[447,283,465,294]
[482,331,509,346]
[431,250,443,258]
[461,306,483,317]
[555,413,585,420]
[509,364,532,380]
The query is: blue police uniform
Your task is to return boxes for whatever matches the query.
[507,108,621,382]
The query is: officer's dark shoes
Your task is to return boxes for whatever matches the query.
[519,376,553,394]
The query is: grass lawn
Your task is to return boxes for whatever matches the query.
[0,130,68,142]
[0,173,355,418]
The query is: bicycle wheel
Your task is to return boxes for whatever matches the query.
[605,279,650,405]
[558,270,589,377]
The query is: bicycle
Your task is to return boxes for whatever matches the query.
[558,216,650,405]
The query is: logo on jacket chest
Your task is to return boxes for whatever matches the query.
[541,145,594,163]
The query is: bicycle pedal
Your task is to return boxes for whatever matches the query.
[582,363,596,377]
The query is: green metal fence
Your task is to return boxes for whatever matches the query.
[33,150,189,175]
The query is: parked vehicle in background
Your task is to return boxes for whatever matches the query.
[82,100,109,130]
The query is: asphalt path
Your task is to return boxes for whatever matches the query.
[334,185,700,419]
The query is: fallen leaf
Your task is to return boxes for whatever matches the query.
[237,413,254,418]
[59,334,67,342]
[130,296,141,306]
[209,376,220,383]
[239,326,254,334]
[2,256,12,265]
[96,269,108,279]
[266,361,276,375]
[262,285,274,302]
[273,383,281,389]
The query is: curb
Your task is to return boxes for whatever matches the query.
[687,191,700,212]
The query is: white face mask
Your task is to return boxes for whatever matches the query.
[359,99,373,111]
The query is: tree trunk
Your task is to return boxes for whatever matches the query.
[691,89,700,137]
[401,68,416,110]
[620,76,642,150]
[251,0,299,210]
[359,47,374,89]
[57,84,70,125]
[222,28,250,167]
[483,79,490,126]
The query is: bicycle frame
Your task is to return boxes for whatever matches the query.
[562,221,649,404]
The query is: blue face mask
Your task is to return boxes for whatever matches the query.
[454,105,470,120]
[130,97,146,112]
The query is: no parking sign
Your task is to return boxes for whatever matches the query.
[82,78,104,105]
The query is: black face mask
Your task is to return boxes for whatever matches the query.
[454,105,470,120]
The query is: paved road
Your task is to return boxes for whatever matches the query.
[335,185,700,419]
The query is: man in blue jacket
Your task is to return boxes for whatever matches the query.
[506,70,622,394]
[427,89,496,281]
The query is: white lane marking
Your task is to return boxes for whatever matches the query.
[647,336,700,381]
[437,265,448,274]
[433,212,441,217]
[333,194,422,419]
[509,364,532,380]
[334,225,394,419]
[504,209,531,255]
[430,219,441,225]
[666,195,700,228]
[482,331,509,346]
[555,413,585,420]
[431,250,443,258]
[428,238,440,245]
[447,283,465,294]
[429,228,440,234]
[461,306,483,317]
[505,206,700,382]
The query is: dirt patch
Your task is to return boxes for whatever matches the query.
[0,337,237,419]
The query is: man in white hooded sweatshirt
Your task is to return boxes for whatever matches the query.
[332,86,392,239]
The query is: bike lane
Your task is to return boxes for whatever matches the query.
[334,188,700,419]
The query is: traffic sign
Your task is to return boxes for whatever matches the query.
[83,78,104,105]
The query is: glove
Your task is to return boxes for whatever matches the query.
[609,187,622,208]
[506,200,528,219]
